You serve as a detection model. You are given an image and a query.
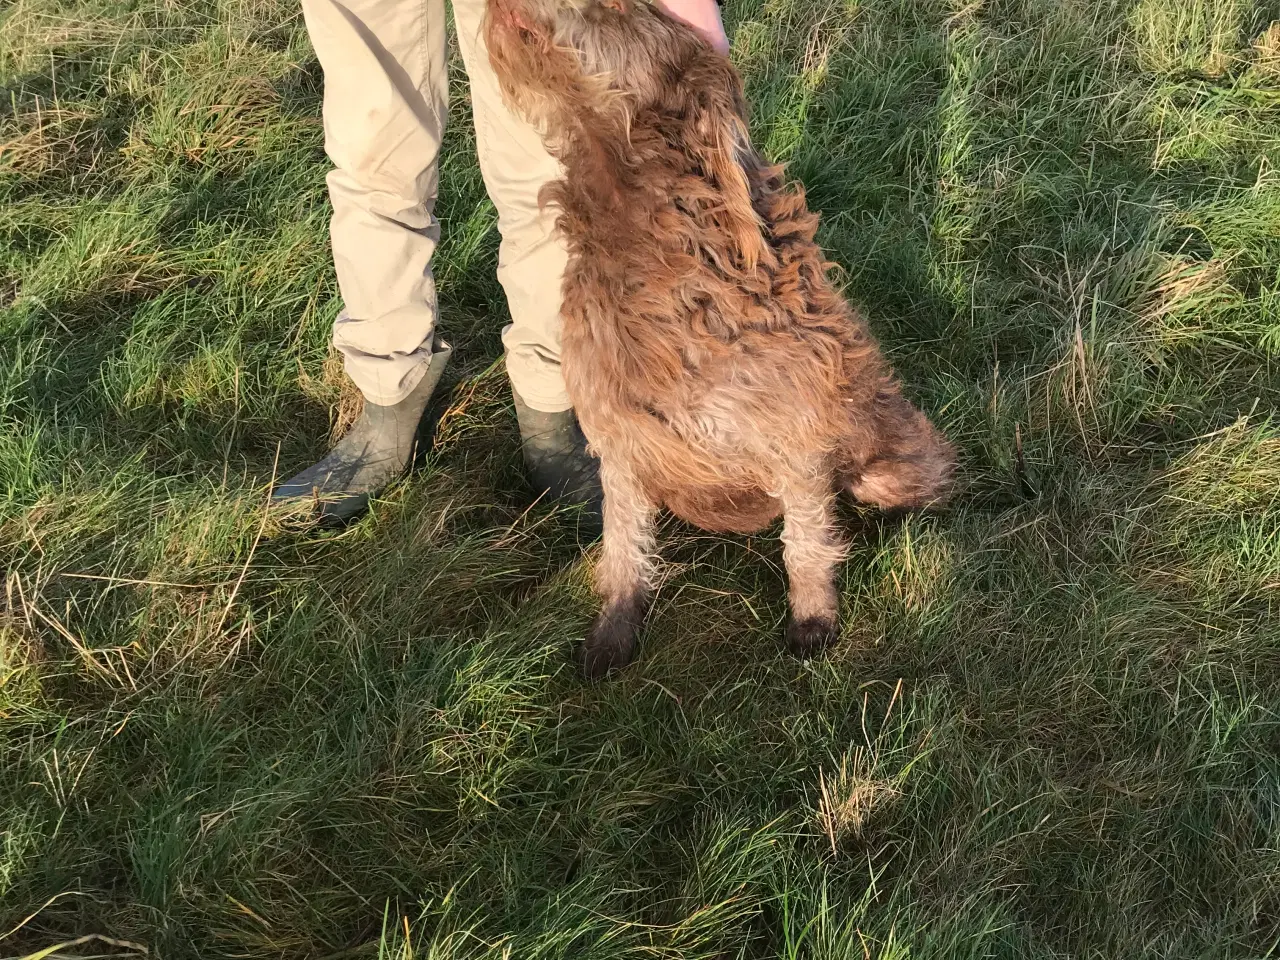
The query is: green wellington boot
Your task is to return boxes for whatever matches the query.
[272,343,452,522]
[513,388,604,533]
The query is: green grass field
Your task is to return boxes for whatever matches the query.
[3,0,1280,955]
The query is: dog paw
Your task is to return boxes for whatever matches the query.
[578,608,642,680]
[785,616,839,658]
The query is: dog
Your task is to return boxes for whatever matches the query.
[484,0,956,678]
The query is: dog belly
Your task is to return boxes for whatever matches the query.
[658,483,781,534]
[562,318,795,534]
[601,402,782,533]
[581,393,785,533]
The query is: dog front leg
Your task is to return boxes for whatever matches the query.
[580,455,657,680]
[779,467,846,657]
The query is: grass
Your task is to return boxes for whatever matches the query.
[2,0,1280,955]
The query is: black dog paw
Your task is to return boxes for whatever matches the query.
[578,597,646,680]
[785,616,839,659]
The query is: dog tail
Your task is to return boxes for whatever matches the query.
[842,390,955,511]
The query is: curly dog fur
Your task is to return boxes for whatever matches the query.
[484,0,955,677]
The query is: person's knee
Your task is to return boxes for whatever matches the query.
[328,164,437,228]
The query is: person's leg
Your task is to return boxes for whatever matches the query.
[276,0,452,519]
[309,0,448,404]
[451,0,601,524]
[451,0,573,414]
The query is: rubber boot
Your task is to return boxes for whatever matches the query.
[272,342,452,522]
[513,388,604,533]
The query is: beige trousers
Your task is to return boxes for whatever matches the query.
[301,0,572,412]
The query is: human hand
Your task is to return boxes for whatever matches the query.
[653,0,730,55]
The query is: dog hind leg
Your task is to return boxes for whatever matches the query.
[580,455,658,680]
[779,465,846,657]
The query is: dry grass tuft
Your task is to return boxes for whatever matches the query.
[1251,21,1280,76]
[816,748,898,855]
[296,348,366,443]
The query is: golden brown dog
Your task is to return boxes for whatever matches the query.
[484,0,955,678]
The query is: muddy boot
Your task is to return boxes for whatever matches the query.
[272,343,452,522]
[513,388,604,533]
